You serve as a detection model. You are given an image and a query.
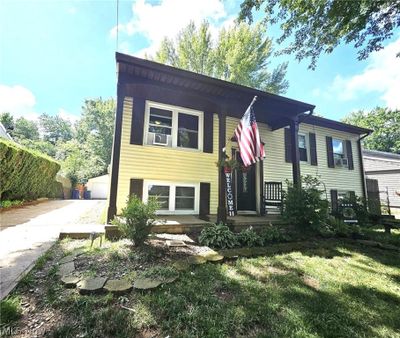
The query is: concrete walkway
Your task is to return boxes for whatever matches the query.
[0,200,106,300]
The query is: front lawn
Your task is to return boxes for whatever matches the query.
[2,238,399,337]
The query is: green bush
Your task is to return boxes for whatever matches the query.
[199,223,237,249]
[112,195,158,247]
[282,175,329,231]
[259,226,286,244]
[0,139,61,200]
[0,199,24,209]
[0,296,22,326]
[237,227,263,247]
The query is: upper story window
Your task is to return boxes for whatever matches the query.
[298,134,308,162]
[145,101,203,151]
[333,138,344,160]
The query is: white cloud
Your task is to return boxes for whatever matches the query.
[314,37,400,109]
[0,84,38,119]
[111,0,234,56]
[58,108,79,124]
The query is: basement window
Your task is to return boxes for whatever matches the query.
[143,181,199,214]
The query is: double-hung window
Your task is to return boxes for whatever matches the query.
[145,101,203,150]
[144,181,199,214]
[298,134,308,162]
[332,139,345,161]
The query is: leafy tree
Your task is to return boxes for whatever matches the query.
[56,140,104,186]
[238,0,400,69]
[342,107,400,153]
[39,113,73,144]
[13,117,39,141]
[18,139,57,158]
[75,98,116,173]
[153,21,288,94]
[0,112,14,134]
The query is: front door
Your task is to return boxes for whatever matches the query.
[235,151,256,211]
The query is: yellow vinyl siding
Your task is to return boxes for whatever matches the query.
[116,97,219,213]
[226,117,364,198]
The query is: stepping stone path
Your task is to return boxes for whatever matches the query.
[77,277,108,295]
[59,254,76,264]
[104,279,132,294]
[61,276,81,288]
[133,278,162,290]
[166,240,187,247]
[57,262,75,276]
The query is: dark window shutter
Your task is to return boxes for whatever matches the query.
[284,128,292,163]
[129,179,143,200]
[130,98,145,145]
[199,182,210,218]
[203,113,213,153]
[349,191,356,201]
[345,140,354,170]
[326,136,334,168]
[330,189,338,212]
[309,132,318,166]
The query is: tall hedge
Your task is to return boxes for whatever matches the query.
[0,139,61,200]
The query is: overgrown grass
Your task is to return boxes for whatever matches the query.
[0,296,22,327]
[8,239,400,337]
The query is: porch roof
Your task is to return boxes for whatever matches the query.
[116,52,315,129]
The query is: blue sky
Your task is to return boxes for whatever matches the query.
[1,0,399,123]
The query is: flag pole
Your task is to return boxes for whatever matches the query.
[250,95,257,107]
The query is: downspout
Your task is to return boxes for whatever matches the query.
[357,132,371,201]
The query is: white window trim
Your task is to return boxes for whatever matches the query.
[143,180,200,215]
[144,100,204,151]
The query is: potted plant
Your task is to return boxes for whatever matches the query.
[216,158,240,173]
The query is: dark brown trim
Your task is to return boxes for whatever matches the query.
[300,115,372,135]
[259,160,265,215]
[217,111,227,223]
[284,128,292,163]
[326,136,335,168]
[129,179,144,200]
[203,112,213,153]
[289,118,300,184]
[309,132,318,166]
[131,98,145,145]
[107,84,125,222]
[199,182,211,219]
[357,138,368,200]
[346,140,354,170]
[116,52,315,114]
[330,189,338,212]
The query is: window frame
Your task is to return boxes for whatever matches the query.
[298,133,308,162]
[332,138,345,160]
[144,101,204,151]
[143,180,200,215]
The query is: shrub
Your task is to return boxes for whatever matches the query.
[237,227,263,247]
[112,195,158,247]
[282,175,329,231]
[0,296,22,326]
[0,139,61,200]
[199,223,237,249]
[259,226,285,244]
[0,199,24,209]
[327,217,350,237]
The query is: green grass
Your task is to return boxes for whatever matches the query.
[0,296,22,327]
[9,239,400,337]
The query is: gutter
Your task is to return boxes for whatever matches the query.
[357,131,372,201]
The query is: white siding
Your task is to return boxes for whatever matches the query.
[226,117,365,199]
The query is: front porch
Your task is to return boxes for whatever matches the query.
[152,214,286,234]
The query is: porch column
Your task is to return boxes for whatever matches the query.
[217,111,227,223]
[289,117,301,185]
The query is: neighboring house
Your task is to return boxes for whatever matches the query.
[0,122,13,141]
[363,150,400,216]
[87,174,109,200]
[107,52,371,222]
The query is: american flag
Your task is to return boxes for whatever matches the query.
[234,97,265,167]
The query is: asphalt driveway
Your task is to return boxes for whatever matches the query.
[0,199,106,300]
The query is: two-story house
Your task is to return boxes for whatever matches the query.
[107,52,371,223]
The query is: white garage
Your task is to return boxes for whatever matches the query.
[87,174,109,199]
